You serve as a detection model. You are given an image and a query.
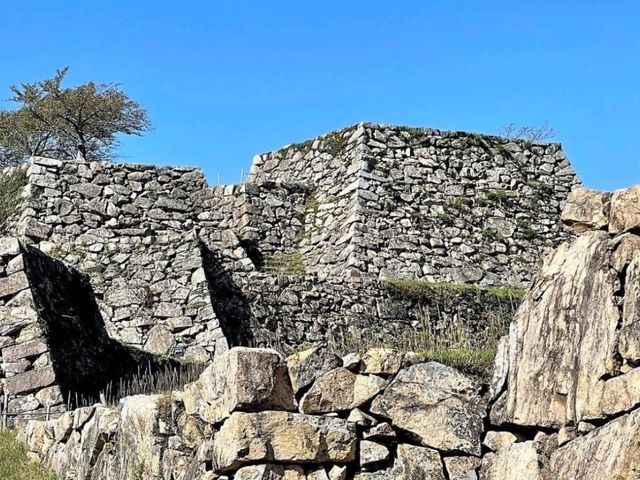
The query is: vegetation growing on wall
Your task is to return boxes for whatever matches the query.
[326,278,525,378]
[0,168,27,232]
[263,251,307,275]
[384,278,526,302]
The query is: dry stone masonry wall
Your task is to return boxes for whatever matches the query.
[0,238,191,424]
[0,122,578,359]
[17,182,640,480]
[251,123,579,285]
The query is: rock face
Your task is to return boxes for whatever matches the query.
[211,411,357,472]
[494,230,620,427]
[484,184,640,479]
[547,408,640,479]
[371,362,485,455]
[183,347,296,423]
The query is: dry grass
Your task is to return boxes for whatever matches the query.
[327,285,513,379]
[0,430,57,480]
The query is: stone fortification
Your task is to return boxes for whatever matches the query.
[17,182,640,480]
[0,238,191,423]
[0,123,578,358]
[250,123,578,284]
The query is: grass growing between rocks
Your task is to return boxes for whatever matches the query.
[263,251,307,275]
[384,278,526,301]
[328,278,522,378]
[414,343,498,378]
[0,430,57,480]
[328,324,500,380]
[0,168,27,232]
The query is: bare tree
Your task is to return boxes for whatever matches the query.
[501,122,556,142]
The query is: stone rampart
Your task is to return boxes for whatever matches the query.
[0,123,579,358]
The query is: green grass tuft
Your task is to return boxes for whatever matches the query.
[0,430,57,480]
[415,343,498,378]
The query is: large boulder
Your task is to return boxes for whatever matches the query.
[609,184,640,233]
[354,444,445,479]
[560,188,610,233]
[493,231,622,427]
[370,361,485,455]
[287,347,341,393]
[299,368,386,414]
[183,347,296,423]
[211,411,357,472]
[546,408,640,479]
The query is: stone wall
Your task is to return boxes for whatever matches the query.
[17,183,640,480]
[211,271,521,354]
[18,346,487,480]
[250,123,579,285]
[0,238,192,423]
[11,157,226,360]
[0,122,579,359]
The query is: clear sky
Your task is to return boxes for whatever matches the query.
[1,1,638,189]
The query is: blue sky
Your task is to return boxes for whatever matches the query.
[1,1,638,189]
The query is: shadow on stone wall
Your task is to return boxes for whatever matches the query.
[23,247,190,408]
[199,243,257,348]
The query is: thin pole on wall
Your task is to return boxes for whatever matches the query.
[2,392,7,430]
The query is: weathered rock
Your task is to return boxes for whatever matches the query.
[362,422,396,441]
[211,411,357,472]
[443,456,480,480]
[359,440,389,467]
[546,407,640,479]
[354,444,445,479]
[184,347,296,423]
[496,231,621,427]
[480,441,542,480]
[370,362,485,455]
[327,465,347,480]
[342,353,361,371]
[619,253,640,362]
[2,338,48,362]
[3,366,56,395]
[560,188,610,233]
[286,347,341,393]
[144,325,176,355]
[360,348,403,376]
[346,408,377,427]
[610,184,640,233]
[483,431,521,452]
[234,464,304,480]
[300,368,386,414]
[0,271,30,298]
[119,394,163,478]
